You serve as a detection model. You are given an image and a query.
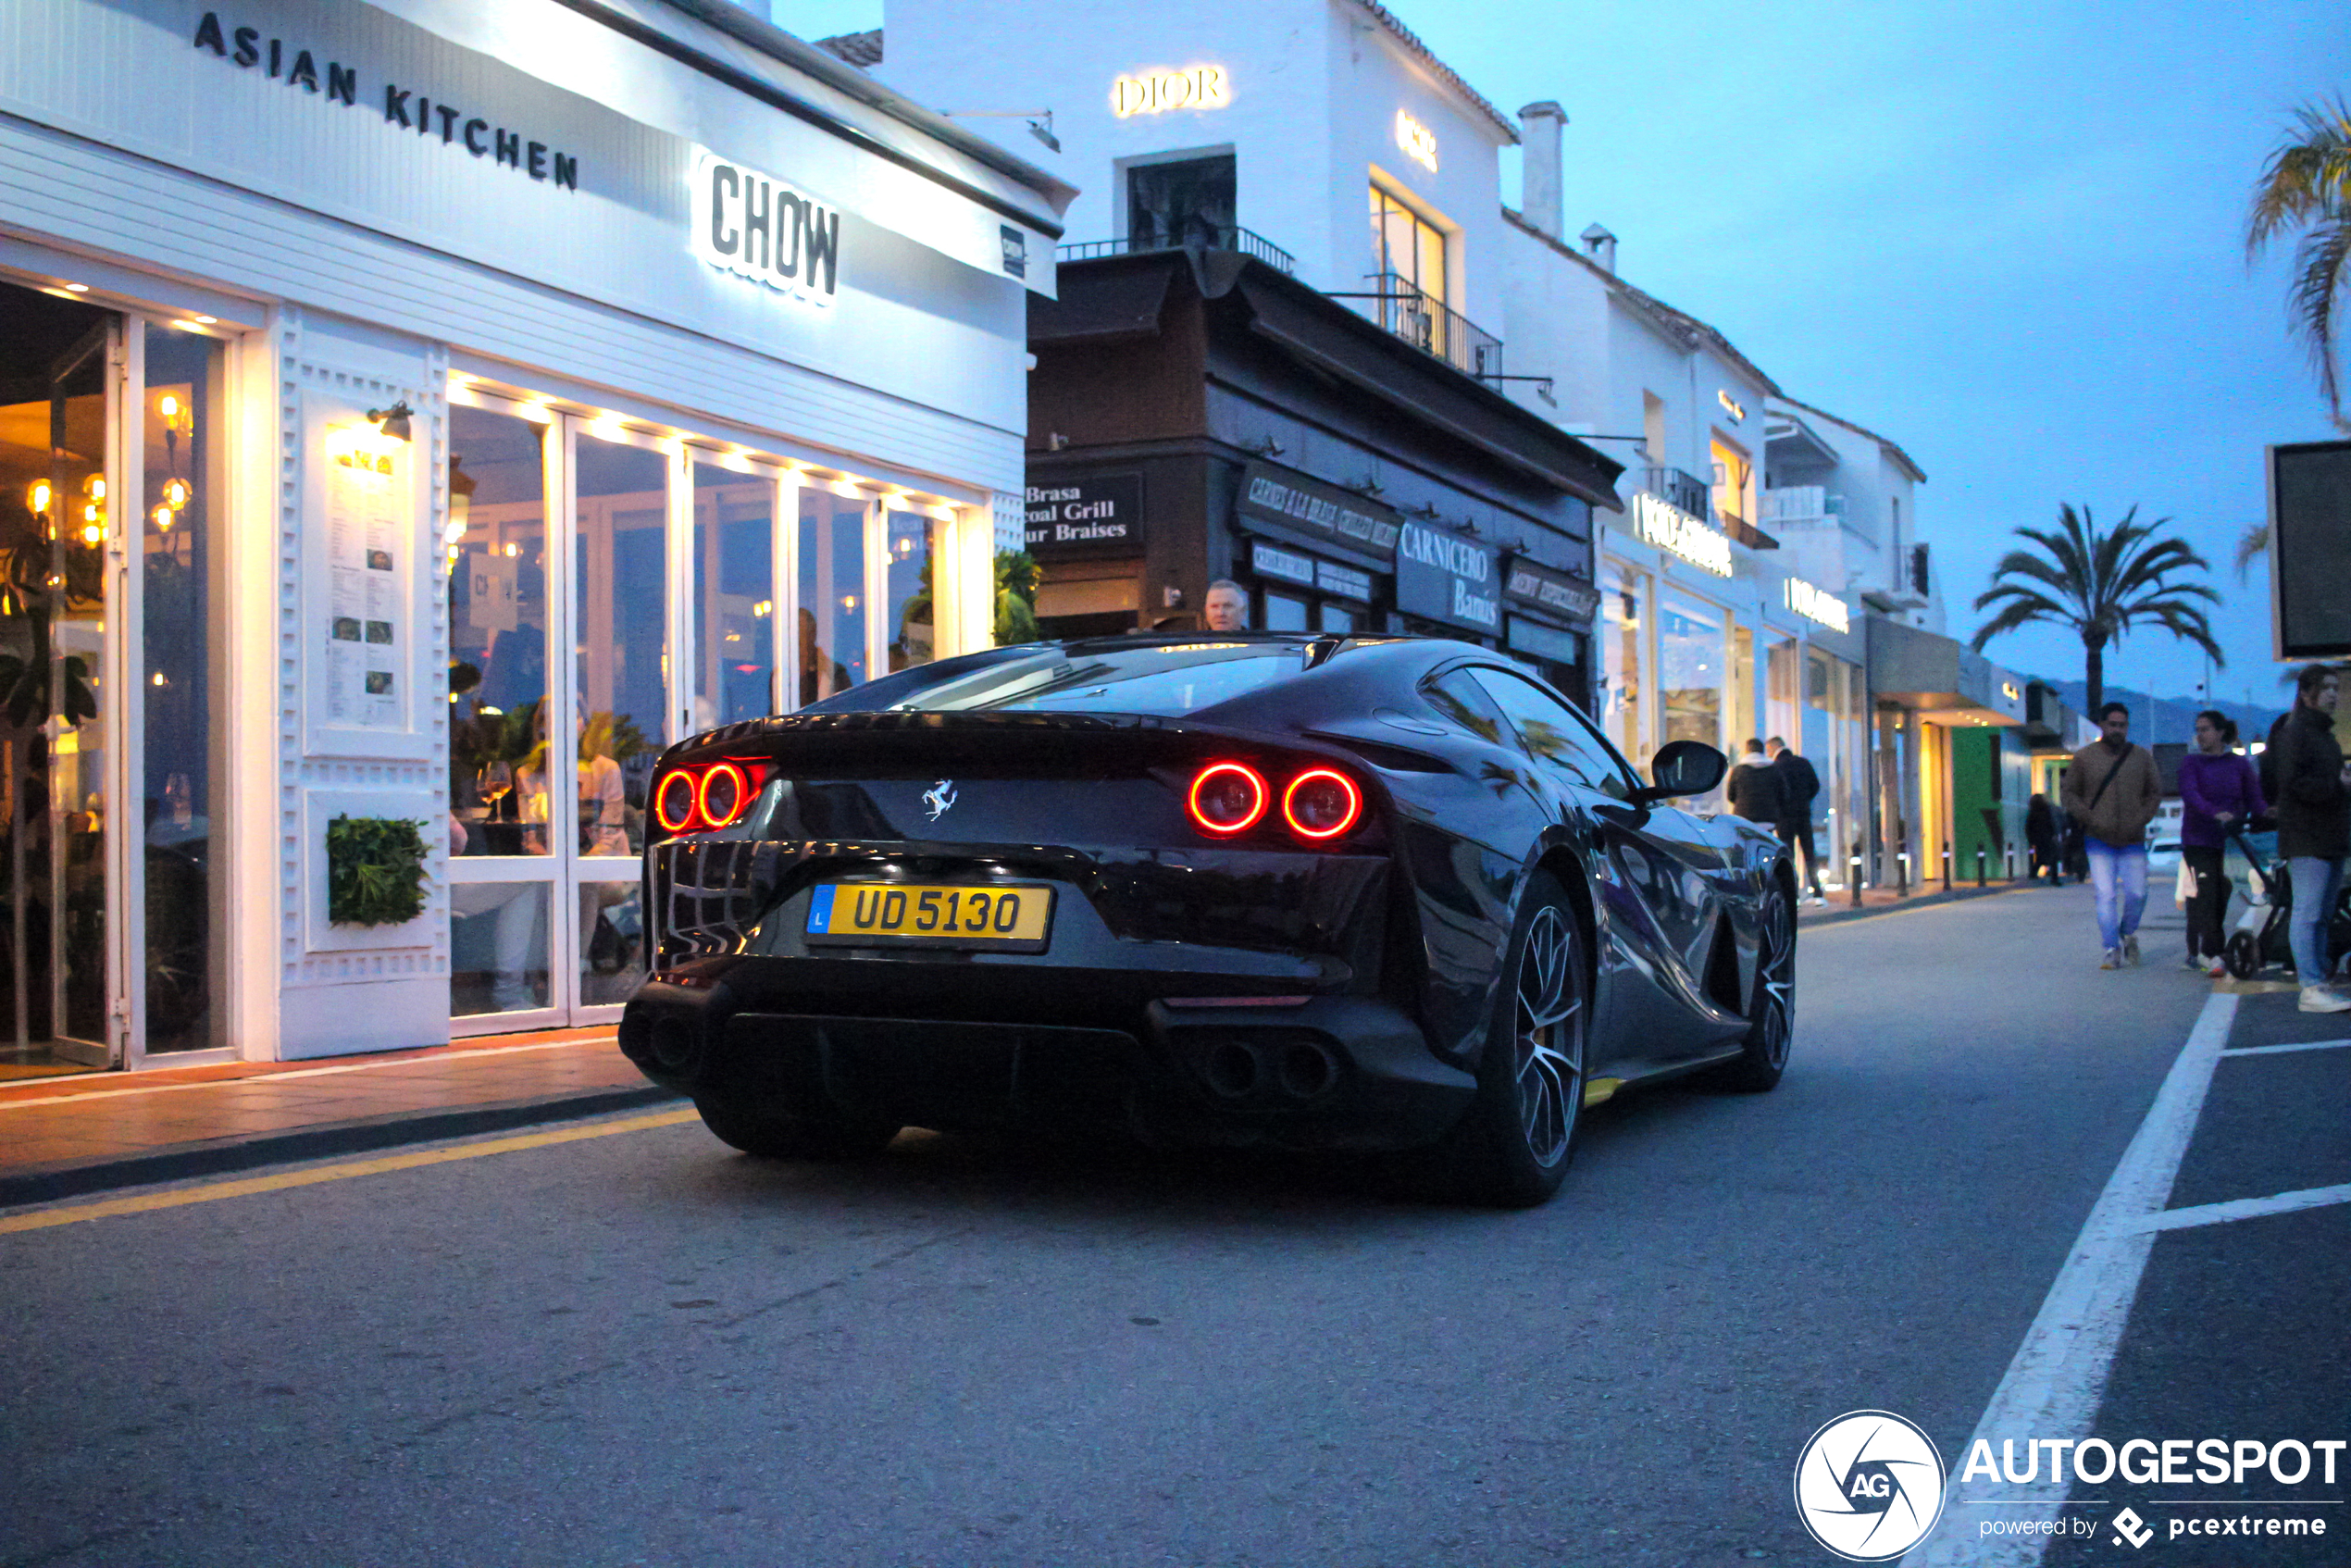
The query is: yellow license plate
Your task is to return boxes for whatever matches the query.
[804,882,1055,947]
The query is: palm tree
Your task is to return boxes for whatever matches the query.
[1970,504,2224,714]
[2247,94,2351,428]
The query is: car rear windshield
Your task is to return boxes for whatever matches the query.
[806,641,1312,716]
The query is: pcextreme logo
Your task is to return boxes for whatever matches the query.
[1794,1410,1947,1562]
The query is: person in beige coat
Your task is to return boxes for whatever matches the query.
[2060,701,2165,967]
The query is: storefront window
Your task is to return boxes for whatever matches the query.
[1659,591,1725,754]
[692,460,774,727]
[884,507,940,673]
[448,403,551,855]
[570,431,665,858]
[143,326,227,1052]
[1601,563,1647,765]
[799,488,868,703]
[1263,590,1309,631]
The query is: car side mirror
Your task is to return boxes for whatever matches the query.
[1634,739,1728,803]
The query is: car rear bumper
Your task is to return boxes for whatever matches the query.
[618,973,1474,1152]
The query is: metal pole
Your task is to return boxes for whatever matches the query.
[1941,840,1952,891]
[1897,848,1910,897]
[1976,846,1986,888]
[1849,840,1863,908]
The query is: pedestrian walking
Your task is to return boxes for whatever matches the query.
[2176,709,2264,977]
[1765,736,1826,903]
[2059,701,2163,968]
[1726,738,1785,827]
[2026,792,2062,885]
[2268,665,2351,1012]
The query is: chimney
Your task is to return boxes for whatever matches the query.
[1519,101,1565,240]
[1579,222,1617,274]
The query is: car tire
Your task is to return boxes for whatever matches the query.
[1429,868,1589,1209]
[691,1092,901,1161]
[1710,888,1796,1093]
[2223,930,2260,981]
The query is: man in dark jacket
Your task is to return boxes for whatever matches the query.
[2270,665,2351,1012]
[1766,736,1825,903]
[1726,738,1785,826]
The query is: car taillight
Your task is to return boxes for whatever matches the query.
[1187,762,1268,835]
[1282,768,1362,841]
[653,761,765,835]
[697,761,750,828]
[653,771,699,834]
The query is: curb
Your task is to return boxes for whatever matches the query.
[0,1084,686,1211]
[1799,880,2037,927]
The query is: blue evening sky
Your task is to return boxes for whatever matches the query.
[777,1,2348,708]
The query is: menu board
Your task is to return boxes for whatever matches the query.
[323,431,404,729]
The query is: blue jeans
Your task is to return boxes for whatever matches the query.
[2084,838,2147,952]
[2287,855,2344,986]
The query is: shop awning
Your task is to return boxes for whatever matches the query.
[1870,619,2026,727]
[1030,264,1173,343]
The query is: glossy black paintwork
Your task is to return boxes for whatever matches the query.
[629,633,1792,1142]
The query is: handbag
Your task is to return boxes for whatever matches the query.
[2175,859,2197,906]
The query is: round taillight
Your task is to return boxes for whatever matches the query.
[653,770,699,834]
[697,761,750,828]
[1188,762,1269,835]
[1282,768,1362,841]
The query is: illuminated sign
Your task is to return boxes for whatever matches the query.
[1785,576,1850,633]
[2002,680,2022,701]
[1112,66,1230,118]
[1718,389,1746,422]
[690,147,840,308]
[1632,493,1733,577]
[1396,109,1438,173]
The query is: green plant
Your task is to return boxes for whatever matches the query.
[326,814,430,927]
[1969,503,2224,714]
[995,549,1040,645]
[2247,94,2351,428]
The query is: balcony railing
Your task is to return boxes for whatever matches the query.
[1640,466,1711,522]
[1331,273,1505,382]
[1760,486,1847,525]
[1058,226,1297,276]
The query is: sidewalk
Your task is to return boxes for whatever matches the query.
[0,1027,672,1208]
[1797,876,2038,925]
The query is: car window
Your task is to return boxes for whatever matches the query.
[1422,669,1511,748]
[805,641,1311,716]
[1463,666,1636,799]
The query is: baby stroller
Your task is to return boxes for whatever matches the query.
[2221,829,2351,981]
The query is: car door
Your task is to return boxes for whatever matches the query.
[1460,666,1735,1064]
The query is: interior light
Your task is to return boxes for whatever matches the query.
[840,594,858,610]
[193,315,217,325]
[752,599,772,617]
[26,480,50,515]
[152,504,173,530]
[156,393,182,421]
[162,478,192,509]
[170,319,204,332]
[84,475,106,500]
[151,671,167,687]
[63,282,88,292]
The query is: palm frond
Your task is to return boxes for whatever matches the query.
[2236,522,2270,577]
[2289,212,2351,420]
[1969,596,2067,650]
[2247,95,2351,255]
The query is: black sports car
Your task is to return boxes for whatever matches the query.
[620,633,1797,1205]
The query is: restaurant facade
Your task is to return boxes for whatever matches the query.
[0,0,1070,1074]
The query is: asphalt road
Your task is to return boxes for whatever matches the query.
[0,888,2244,1567]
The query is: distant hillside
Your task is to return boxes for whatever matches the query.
[2045,679,2283,745]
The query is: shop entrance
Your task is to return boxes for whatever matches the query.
[0,279,227,1077]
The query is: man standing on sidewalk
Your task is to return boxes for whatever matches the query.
[2269,665,2351,1013]
[2060,701,2163,968]
[1727,739,1785,828]
[1766,736,1827,905]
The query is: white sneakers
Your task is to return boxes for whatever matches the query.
[2298,987,2351,1014]
[2100,948,2122,970]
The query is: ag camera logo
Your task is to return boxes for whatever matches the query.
[1795,1410,1947,1562]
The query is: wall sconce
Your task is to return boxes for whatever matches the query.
[25,479,51,517]
[367,401,415,442]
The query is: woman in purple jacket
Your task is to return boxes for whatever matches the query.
[2178,710,2265,974]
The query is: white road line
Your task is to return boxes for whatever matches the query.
[2133,1181,2351,1234]
[1901,990,2237,1568]
[2220,1038,2351,1058]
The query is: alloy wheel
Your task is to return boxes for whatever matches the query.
[1756,894,1796,1069]
[1512,905,1586,1167]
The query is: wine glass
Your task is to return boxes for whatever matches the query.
[477,760,513,815]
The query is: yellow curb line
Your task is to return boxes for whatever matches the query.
[0,1108,701,1236]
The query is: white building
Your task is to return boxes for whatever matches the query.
[0,0,1069,1074]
